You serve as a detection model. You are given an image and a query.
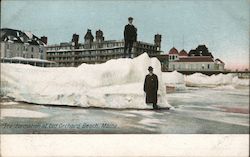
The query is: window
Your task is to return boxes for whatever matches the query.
[207,64,210,69]
[202,64,205,70]
[31,47,34,52]
[31,55,33,58]
[7,44,9,49]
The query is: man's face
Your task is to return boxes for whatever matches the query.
[149,70,153,74]
[129,19,133,24]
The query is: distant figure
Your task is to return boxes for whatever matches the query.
[144,66,159,109]
[124,17,137,58]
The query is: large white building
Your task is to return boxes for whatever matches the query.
[168,45,225,71]
[0,28,47,59]
[46,29,162,67]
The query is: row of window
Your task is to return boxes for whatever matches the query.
[48,48,124,56]
[6,44,44,53]
[48,57,73,61]
[135,48,157,54]
[47,42,124,51]
[48,52,74,56]
[171,64,211,70]
[169,55,178,60]
[136,44,156,50]
[5,52,35,58]
[49,54,123,61]
[79,42,124,49]
[79,55,121,60]
[57,63,74,66]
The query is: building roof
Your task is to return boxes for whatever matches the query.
[179,49,188,56]
[215,58,225,64]
[176,56,214,62]
[169,47,178,54]
[196,45,208,51]
[0,28,45,46]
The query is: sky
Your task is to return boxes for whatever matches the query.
[1,0,249,70]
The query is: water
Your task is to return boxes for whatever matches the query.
[0,87,249,134]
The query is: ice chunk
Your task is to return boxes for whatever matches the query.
[0,53,171,109]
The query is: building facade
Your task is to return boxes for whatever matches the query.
[46,29,162,67]
[168,45,225,71]
[151,53,169,71]
[0,28,47,60]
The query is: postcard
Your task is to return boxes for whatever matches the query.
[1,0,249,156]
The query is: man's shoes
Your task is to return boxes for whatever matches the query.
[153,103,159,110]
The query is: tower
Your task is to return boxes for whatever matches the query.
[154,34,161,51]
[72,33,79,49]
[84,29,94,49]
[96,29,104,43]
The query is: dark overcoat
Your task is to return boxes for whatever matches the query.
[143,74,158,104]
[124,24,137,42]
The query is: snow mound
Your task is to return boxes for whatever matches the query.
[162,71,186,90]
[162,71,184,85]
[0,53,171,109]
[162,71,249,88]
[185,73,249,88]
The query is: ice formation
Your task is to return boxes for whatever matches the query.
[1,53,171,109]
[162,71,249,88]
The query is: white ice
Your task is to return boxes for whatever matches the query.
[162,71,249,89]
[1,53,171,109]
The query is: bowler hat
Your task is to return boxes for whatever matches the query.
[148,66,153,71]
[128,17,133,20]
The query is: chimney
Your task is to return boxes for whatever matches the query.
[154,34,161,51]
[72,33,79,49]
[40,36,48,45]
[84,29,94,49]
[96,29,104,43]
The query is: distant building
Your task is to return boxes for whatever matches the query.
[46,29,162,67]
[168,45,225,71]
[0,28,47,59]
[151,53,169,71]
[214,58,225,71]
[0,28,54,67]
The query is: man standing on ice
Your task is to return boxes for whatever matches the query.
[144,66,159,110]
[124,17,137,58]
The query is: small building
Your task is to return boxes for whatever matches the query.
[168,45,225,71]
[46,29,162,67]
[214,58,225,71]
[0,28,47,65]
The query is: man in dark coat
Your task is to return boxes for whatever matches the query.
[144,66,159,109]
[124,17,137,58]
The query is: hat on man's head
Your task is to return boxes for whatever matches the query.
[148,66,153,71]
[128,17,133,20]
